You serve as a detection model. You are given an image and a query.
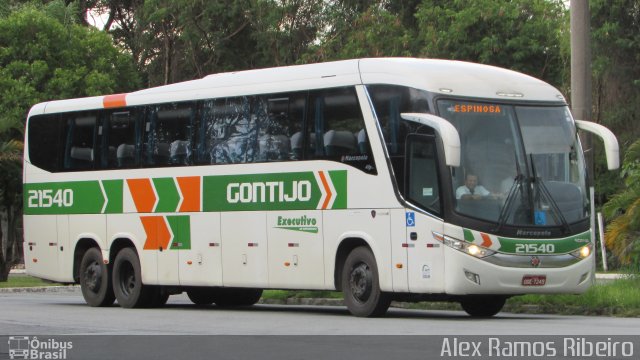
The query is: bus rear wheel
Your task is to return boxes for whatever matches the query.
[79,247,115,307]
[112,247,153,308]
[214,288,263,307]
[460,296,506,317]
[341,246,391,317]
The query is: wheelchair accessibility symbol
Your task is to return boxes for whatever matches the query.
[406,212,415,227]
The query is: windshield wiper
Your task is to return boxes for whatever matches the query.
[529,154,571,234]
[493,153,526,233]
[493,174,524,233]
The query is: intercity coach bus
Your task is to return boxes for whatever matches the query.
[23,58,619,317]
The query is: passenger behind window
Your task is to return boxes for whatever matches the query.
[170,140,191,165]
[324,130,356,156]
[117,144,136,168]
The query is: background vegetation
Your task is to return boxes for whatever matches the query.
[1,0,639,277]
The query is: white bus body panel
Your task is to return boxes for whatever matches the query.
[267,211,325,289]
[23,215,60,280]
[407,212,445,293]
[179,212,223,286]
[221,211,269,287]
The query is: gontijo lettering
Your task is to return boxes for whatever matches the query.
[227,181,312,203]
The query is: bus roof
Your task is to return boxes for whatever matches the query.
[30,58,565,117]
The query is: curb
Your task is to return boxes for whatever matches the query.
[0,285,79,293]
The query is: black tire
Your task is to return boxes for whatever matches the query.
[112,247,153,308]
[79,247,115,307]
[149,287,170,308]
[460,296,506,317]
[187,287,219,305]
[341,246,391,317]
[214,288,263,307]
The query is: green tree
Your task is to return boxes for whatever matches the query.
[0,139,22,281]
[603,139,640,268]
[0,2,140,280]
[591,0,640,203]
[303,5,414,62]
[415,0,567,86]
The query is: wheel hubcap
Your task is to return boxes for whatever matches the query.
[83,261,102,292]
[119,262,136,297]
[349,262,372,303]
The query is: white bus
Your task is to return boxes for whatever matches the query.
[23,58,619,317]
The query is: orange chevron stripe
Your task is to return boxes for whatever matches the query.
[480,232,493,248]
[318,171,332,210]
[127,178,156,213]
[141,216,171,250]
[177,176,200,212]
[103,93,127,108]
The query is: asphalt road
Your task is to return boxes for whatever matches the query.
[1,288,639,336]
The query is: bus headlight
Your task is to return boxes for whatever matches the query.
[433,232,496,258]
[570,243,592,259]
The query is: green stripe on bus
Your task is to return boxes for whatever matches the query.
[102,180,123,213]
[496,230,591,254]
[329,170,347,209]
[167,215,191,250]
[24,181,104,215]
[153,177,180,213]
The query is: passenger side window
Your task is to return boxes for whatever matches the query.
[307,87,375,174]
[28,115,65,172]
[198,93,305,164]
[257,93,305,162]
[199,97,255,164]
[102,110,140,169]
[64,114,97,170]
[144,103,195,167]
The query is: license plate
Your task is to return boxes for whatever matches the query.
[522,275,546,286]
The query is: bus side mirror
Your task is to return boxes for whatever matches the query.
[575,120,619,170]
[401,113,460,167]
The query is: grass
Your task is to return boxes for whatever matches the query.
[0,275,62,288]
[505,275,640,317]
[262,276,640,317]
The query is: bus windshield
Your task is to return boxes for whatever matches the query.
[437,100,588,227]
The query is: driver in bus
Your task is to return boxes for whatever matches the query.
[456,173,491,200]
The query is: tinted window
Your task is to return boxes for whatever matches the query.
[28,115,65,172]
[198,92,306,165]
[307,87,375,174]
[406,135,441,215]
[144,103,195,167]
[367,85,431,156]
[102,110,140,169]
[64,114,97,170]
[27,87,376,173]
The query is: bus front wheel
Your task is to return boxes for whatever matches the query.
[341,246,391,317]
[112,247,152,308]
[460,296,506,317]
[79,247,115,307]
